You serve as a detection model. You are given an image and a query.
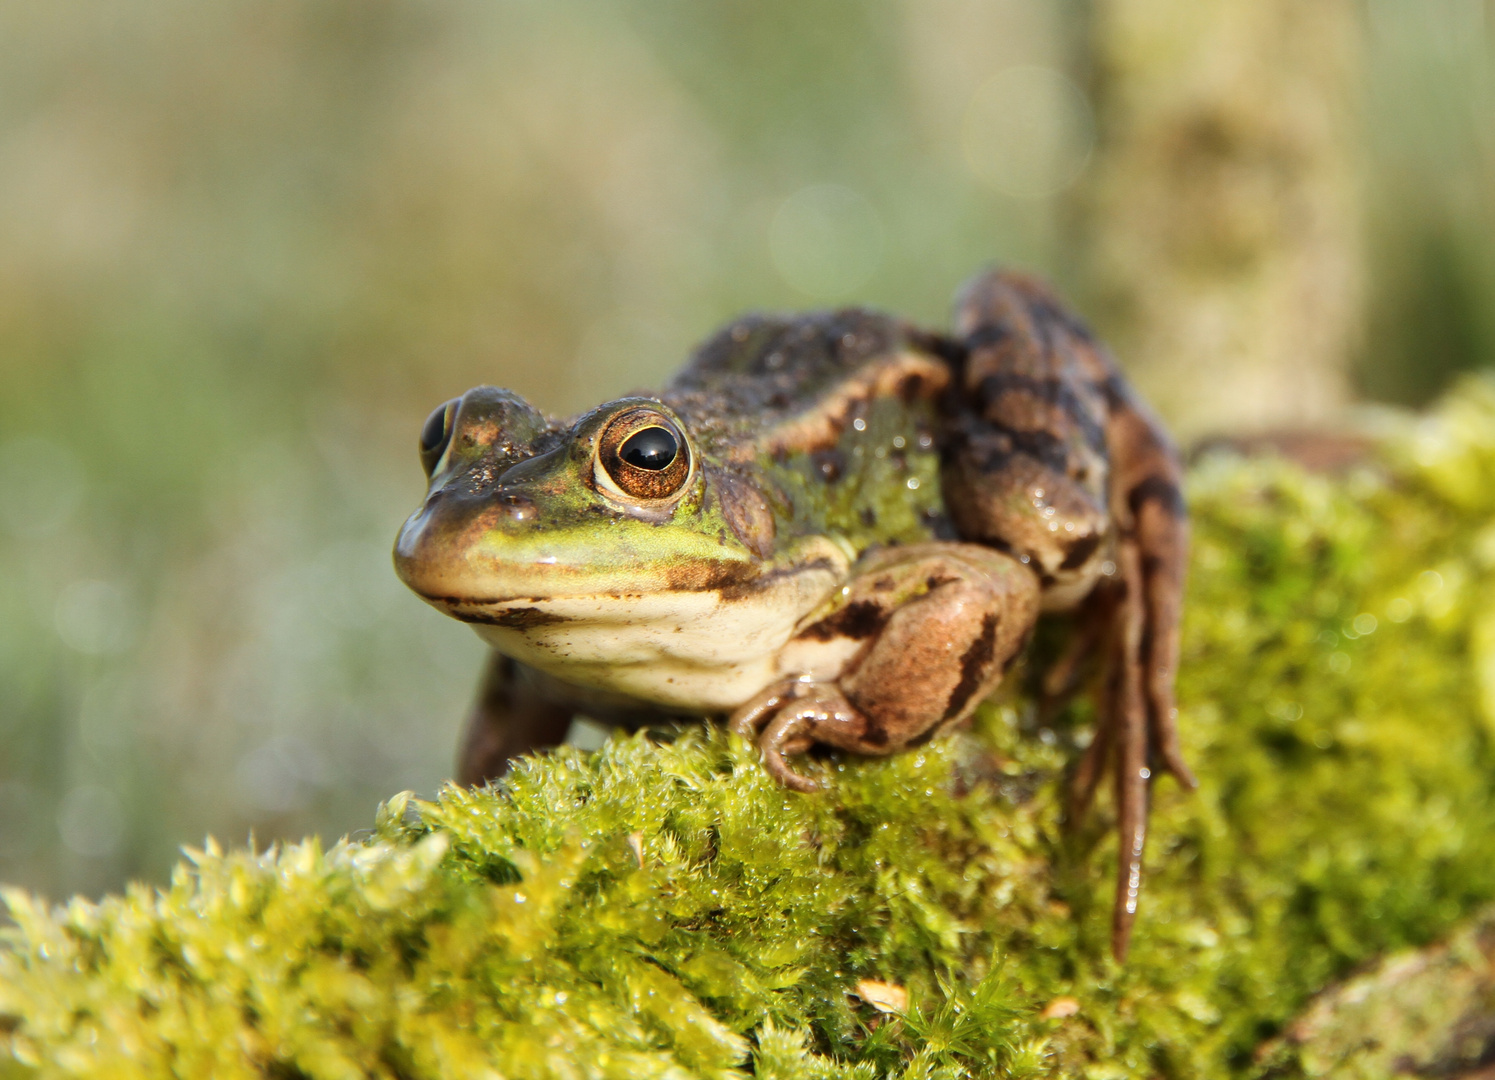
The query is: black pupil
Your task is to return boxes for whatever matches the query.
[619,427,678,470]
[420,404,450,453]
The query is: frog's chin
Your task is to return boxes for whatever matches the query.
[435,565,847,712]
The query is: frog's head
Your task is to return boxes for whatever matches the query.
[394,387,777,633]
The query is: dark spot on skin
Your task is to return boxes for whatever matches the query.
[1128,475,1186,518]
[811,449,844,483]
[948,422,1075,475]
[981,534,1015,557]
[860,719,889,747]
[1059,533,1103,571]
[461,606,570,629]
[859,506,877,527]
[945,613,1000,720]
[896,372,933,403]
[799,600,888,642]
[972,372,1109,454]
[908,328,967,369]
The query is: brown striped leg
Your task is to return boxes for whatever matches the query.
[1111,538,1151,961]
[1136,494,1196,789]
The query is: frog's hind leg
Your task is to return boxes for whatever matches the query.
[1106,537,1152,961]
[1086,458,1196,960]
[1108,399,1196,792]
[456,652,575,786]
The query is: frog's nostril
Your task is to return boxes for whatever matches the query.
[498,492,537,521]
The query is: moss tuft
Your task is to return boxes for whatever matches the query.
[5,378,1495,1078]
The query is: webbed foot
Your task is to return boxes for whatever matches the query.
[729,680,856,794]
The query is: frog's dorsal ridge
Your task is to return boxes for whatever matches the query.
[664,309,952,461]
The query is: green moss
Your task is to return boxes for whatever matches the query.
[5,379,1495,1079]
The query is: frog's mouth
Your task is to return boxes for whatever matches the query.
[392,479,778,619]
[406,557,848,704]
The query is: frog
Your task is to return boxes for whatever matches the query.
[394,268,1194,959]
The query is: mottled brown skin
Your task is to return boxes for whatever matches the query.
[731,543,1040,790]
[403,269,1192,961]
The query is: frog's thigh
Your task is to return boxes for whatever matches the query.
[835,542,1040,750]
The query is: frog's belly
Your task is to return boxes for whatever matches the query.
[466,574,840,712]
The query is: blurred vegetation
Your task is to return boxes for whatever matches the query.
[1,1,1494,909]
[6,380,1495,1077]
[1075,0,1363,437]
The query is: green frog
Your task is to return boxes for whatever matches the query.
[394,269,1193,959]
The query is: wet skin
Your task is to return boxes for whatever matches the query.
[394,269,1194,959]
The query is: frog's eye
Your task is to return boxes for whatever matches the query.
[419,398,459,477]
[597,409,692,502]
[620,427,679,470]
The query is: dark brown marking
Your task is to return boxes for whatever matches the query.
[461,606,570,629]
[714,557,841,601]
[799,600,889,642]
[974,372,1108,453]
[1127,475,1185,518]
[896,372,933,403]
[944,612,999,720]
[960,425,1075,474]
[811,448,844,482]
[1059,533,1103,571]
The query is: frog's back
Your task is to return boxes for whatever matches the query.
[663,309,951,461]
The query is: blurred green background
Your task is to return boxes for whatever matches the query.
[1,0,1492,902]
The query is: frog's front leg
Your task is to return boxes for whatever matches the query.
[456,652,576,786]
[732,542,1040,791]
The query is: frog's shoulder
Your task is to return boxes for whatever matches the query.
[663,309,952,460]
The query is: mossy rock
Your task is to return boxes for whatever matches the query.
[5,380,1495,1079]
